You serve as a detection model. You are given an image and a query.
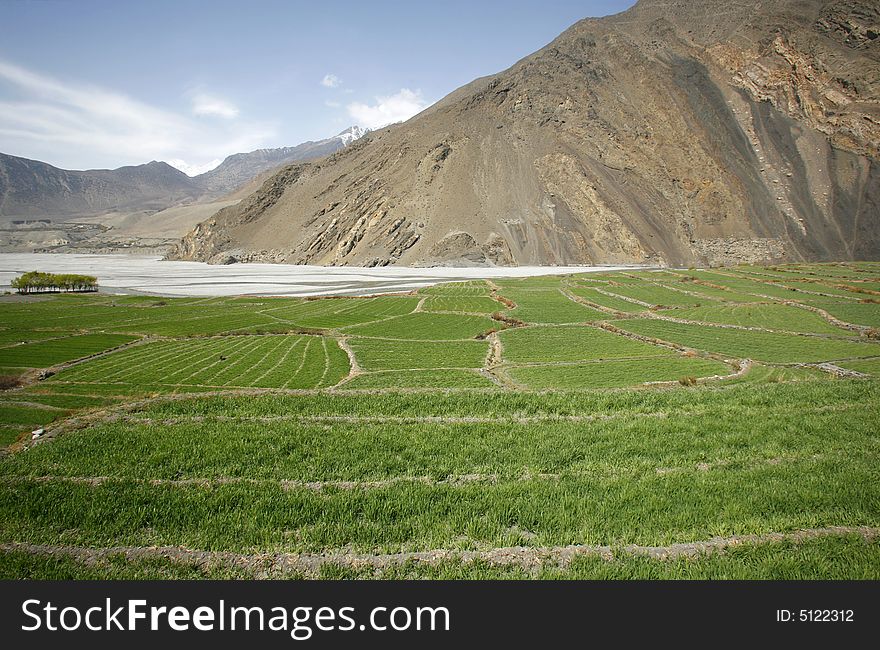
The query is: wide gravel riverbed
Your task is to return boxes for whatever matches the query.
[0,253,651,297]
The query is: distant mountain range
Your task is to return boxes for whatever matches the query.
[0,126,368,221]
[195,126,369,195]
[170,0,880,267]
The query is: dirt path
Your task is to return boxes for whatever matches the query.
[483,331,518,389]
[3,526,876,577]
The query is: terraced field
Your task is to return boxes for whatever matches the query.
[614,319,878,363]
[1,262,878,580]
[56,335,350,389]
[656,303,850,335]
[500,325,669,363]
[495,278,606,323]
[0,333,137,368]
[343,312,496,340]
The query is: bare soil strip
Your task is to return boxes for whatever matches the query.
[2,527,876,577]
[482,331,519,389]
[336,337,362,376]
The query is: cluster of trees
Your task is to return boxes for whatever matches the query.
[10,271,98,294]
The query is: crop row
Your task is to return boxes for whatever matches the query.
[54,335,350,389]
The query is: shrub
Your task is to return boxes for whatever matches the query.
[678,376,697,386]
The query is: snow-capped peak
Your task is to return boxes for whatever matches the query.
[335,125,370,146]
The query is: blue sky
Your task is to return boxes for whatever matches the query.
[0,0,635,174]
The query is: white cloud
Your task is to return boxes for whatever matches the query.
[324,100,341,108]
[0,59,274,171]
[321,74,341,88]
[166,158,223,177]
[347,88,429,130]
[190,92,239,119]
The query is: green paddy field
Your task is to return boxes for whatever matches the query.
[0,262,878,579]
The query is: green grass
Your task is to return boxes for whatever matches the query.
[0,329,77,346]
[835,358,880,376]
[495,278,606,323]
[419,281,491,296]
[0,404,62,426]
[1,392,116,409]
[659,277,760,303]
[1,263,878,579]
[659,303,850,335]
[0,426,24,446]
[343,312,497,340]
[321,535,880,579]
[9,381,873,483]
[348,338,487,370]
[600,283,707,307]
[421,296,504,314]
[566,286,647,313]
[1,454,875,553]
[720,363,831,385]
[808,301,880,328]
[508,357,731,389]
[262,296,419,329]
[341,369,495,389]
[53,335,350,389]
[665,271,807,300]
[0,366,31,378]
[0,333,138,368]
[613,319,879,363]
[500,326,669,363]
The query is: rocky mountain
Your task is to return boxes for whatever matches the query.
[0,126,367,222]
[0,156,201,221]
[170,0,880,267]
[195,126,370,195]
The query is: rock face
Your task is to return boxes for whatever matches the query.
[194,127,370,196]
[170,0,880,267]
[0,157,202,220]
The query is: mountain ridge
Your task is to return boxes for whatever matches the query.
[169,0,880,267]
[0,126,368,221]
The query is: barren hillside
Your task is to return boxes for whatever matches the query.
[170,0,880,267]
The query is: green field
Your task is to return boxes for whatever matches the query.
[55,335,350,389]
[613,319,878,363]
[0,333,137,368]
[1,262,878,580]
[508,357,732,389]
[495,278,606,323]
[500,325,670,363]
[657,303,851,335]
